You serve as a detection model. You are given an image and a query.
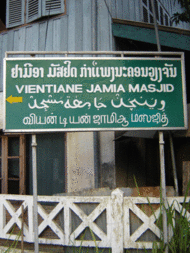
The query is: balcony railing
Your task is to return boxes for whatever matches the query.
[0,189,190,252]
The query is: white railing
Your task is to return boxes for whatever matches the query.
[0,189,190,252]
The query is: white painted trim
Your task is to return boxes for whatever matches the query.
[0,192,190,251]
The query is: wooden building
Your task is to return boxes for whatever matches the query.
[0,1,190,252]
[0,0,190,197]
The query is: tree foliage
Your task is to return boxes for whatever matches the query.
[172,0,190,24]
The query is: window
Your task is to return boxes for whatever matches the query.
[0,135,26,194]
[6,0,65,28]
[149,0,152,12]
[165,14,169,26]
[0,0,7,28]
[6,0,24,28]
[143,7,148,23]
[154,0,159,21]
[141,0,171,26]
[143,0,147,5]
[160,6,164,25]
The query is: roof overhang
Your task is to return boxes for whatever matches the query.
[112,18,190,51]
[112,19,190,138]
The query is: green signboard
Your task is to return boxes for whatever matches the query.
[4,57,187,132]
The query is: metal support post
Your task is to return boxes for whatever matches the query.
[169,133,179,196]
[32,135,39,253]
[159,131,168,252]
[151,0,168,250]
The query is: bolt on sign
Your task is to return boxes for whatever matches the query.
[3,56,187,132]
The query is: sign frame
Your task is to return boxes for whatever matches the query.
[3,51,188,133]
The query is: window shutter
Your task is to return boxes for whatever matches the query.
[6,0,24,28]
[26,0,42,23]
[42,0,65,17]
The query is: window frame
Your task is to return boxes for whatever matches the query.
[141,0,171,27]
[6,0,65,29]
[0,135,26,194]
[26,0,41,24]
[6,0,25,28]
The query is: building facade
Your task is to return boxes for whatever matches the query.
[0,0,190,196]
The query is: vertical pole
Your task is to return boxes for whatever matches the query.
[169,133,179,196]
[92,0,99,188]
[32,135,39,253]
[159,132,168,252]
[151,0,168,250]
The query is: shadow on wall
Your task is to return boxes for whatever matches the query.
[115,133,162,188]
[115,137,148,188]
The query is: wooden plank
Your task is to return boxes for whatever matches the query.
[13,28,26,53]
[83,0,92,51]
[19,135,26,195]
[68,0,76,51]
[25,24,39,51]
[111,0,117,18]
[134,0,141,22]
[39,22,48,51]
[122,0,130,21]
[75,0,83,51]
[116,0,123,19]
[2,136,8,193]
[53,18,62,52]
[60,16,68,51]
[97,0,111,51]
